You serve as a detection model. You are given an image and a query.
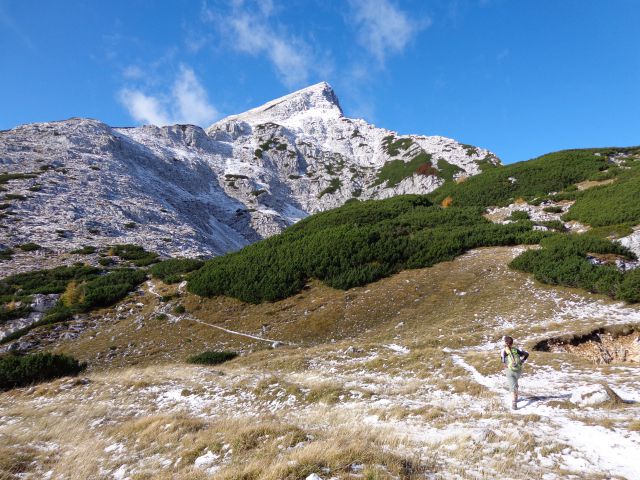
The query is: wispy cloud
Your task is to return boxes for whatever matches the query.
[348,0,429,64]
[203,0,324,88]
[0,4,35,51]
[119,65,218,126]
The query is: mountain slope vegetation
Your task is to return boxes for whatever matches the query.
[187,195,546,303]
[188,146,640,305]
[428,147,639,207]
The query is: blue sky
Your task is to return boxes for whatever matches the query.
[1,0,639,163]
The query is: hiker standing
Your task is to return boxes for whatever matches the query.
[501,336,529,410]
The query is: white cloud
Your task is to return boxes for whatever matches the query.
[118,89,171,126]
[205,1,318,88]
[348,0,429,64]
[118,66,218,126]
[172,66,218,126]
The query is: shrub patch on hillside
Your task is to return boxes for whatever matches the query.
[0,267,147,345]
[373,152,434,187]
[563,163,640,227]
[149,259,204,284]
[0,352,86,390]
[428,149,619,207]
[187,351,238,365]
[108,244,158,267]
[510,235,639,302]
[188,196,546,303]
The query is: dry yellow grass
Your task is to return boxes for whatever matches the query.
[3,246,640,479]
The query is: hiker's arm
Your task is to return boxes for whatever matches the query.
[520,349,529,363]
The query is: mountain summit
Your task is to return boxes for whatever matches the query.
[208,82,343,130]
[0,83,498,263]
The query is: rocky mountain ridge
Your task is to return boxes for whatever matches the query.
[0,82,498,263]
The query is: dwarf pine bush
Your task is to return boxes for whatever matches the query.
[187,351,238,365]
[0,352,86,390]
[509,234,637,301]
[187,195,547,303]
[428,149,616,207]
[108,244,158,266]
[149,258,204,283]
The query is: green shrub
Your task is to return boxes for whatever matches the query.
[382,136,414,156]
[543,206,563,213]
[149,259,204,283]
[618,270,640,303]
[584,224,634,239]
[18,243,41,251]
[124,222,137,229]
[187,351,238,365]
[98,257,114,267]
[0,265,100,298]
[188,195,546,303]
[429,149,616,207]
[0,352,86,391]
[536,220,565,232]
[0,268,145,345]
[373,152,433,187]
[0,248,13,261]
[563,168,640,227]
[509,234,638,302]
[437,159,463,182]
[0,173,37,184]
[0,304,31,325]
[508,211,530,221]
[79,269,147,310]
[173,304,186,314]
[318,178,342,198]
[71,245,96,255]
[4,194,26,201]
[108,244,158,266]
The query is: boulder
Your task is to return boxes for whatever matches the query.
[570,384,622,406]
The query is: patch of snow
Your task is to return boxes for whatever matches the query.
[194,449,219,468]
[112,465,127,480]
[383,344,410,354]
[569,384,614,406]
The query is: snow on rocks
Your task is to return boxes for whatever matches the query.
[305,474,323,480]
[619,225,640,259]
[383,344,410,354]
[569,384,620,406]
[194,450,220,468]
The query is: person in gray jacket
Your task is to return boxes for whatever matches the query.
[501,336,529,410]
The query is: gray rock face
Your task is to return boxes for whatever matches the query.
[0,294,59,341]
[0,82,499,264]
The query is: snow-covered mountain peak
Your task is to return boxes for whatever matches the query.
[208,82,342,133]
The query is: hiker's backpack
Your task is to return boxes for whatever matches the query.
[505,347,522,371]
